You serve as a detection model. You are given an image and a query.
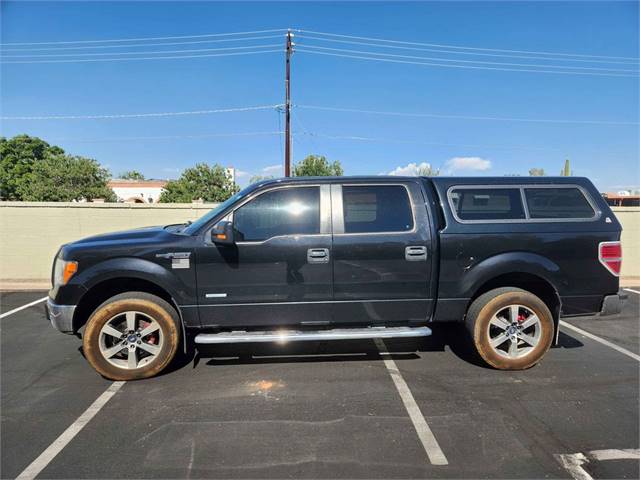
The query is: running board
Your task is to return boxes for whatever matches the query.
[194,326,431,345]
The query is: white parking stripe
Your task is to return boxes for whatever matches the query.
[623,288,640,295]
[555,453,592,480]
[556,449,640,480]
[559,321,640,362]
[16,381,125,480]
[0,297,47,319]
[589,448,640,461]
[374,338,448,465]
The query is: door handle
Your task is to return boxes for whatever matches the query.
[307,248,330,264]
[405,246,427,261]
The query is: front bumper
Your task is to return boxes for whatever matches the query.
[45,298,76,334]
[600,293,627,316]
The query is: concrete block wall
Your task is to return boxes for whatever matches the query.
[612,207,639,279]
[0,202,217,285]
[0,203,638,286]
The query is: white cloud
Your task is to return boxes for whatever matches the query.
[387,162,437,176]
[234,169,249,178]
[445,156,491,173]
[261,164,282,175]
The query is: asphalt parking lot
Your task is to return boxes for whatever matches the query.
[1,290,639,479]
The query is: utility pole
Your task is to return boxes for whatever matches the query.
[284,29,293,177]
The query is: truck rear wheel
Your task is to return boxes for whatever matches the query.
[82,292,180,380]
[465,287,554,370]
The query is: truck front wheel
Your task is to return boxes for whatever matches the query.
[465,287,554,370]
[82,292,180,380]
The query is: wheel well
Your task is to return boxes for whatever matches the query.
[73,277,178,332]
[470,272,561,327]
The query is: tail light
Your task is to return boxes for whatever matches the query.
[599,241,622,276]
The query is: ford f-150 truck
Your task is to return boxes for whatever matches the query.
[46,176,624,380]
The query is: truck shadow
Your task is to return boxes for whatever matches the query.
[192,325,584,371]
[191,323,587,370]
[194,325,459,368]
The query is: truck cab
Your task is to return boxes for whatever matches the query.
[46,176,624,380]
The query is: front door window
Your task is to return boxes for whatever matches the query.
[233,187,321,242]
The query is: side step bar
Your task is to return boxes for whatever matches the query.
[194,326,431,345]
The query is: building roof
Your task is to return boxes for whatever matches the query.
[603,193,640,200]
[108,179,168,188]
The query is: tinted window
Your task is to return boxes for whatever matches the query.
[525,187,595,219]
[343,185,413,233]
[233,187,320,241]
[450,188,525,221]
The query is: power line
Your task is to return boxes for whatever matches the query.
[0,35,284,52]
[295,29,639,62]
[296,34,639,66]
[298,131,562,152]
[1,104,283,121]
[1,28,287,46]
[295,44,638,74]
[6,27,634,62]
[292,109,322,152]
[2,49,283,64]
[296,104,639,126]
[49,131,284,143]
[296,48,638,78]
[2,43,282,59]
[6,102,631,125]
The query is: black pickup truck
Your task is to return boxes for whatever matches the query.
[46,176,624,380]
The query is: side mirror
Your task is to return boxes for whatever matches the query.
[210,220,235,245]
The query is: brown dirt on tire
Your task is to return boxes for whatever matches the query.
[469,289,554,370]
[83,296,179,381]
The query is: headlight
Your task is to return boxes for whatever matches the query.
[53,258,78,287]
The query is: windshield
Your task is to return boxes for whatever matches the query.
[181,184,258,235]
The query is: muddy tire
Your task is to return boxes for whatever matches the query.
[465,287,554,370]
[83,292,180,380]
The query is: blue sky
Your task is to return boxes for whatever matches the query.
[1,1,638,191]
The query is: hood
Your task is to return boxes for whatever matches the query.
[72,225,168,245]
[60,226,181,260]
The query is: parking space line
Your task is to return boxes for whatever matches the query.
[559,321,640,362]
[0,296,48,319]
[556,453,592,480]
[16,381,125,480]
[623,288,640,295]
[556,449,640,480]
[588,448,640,461]
[374,338,448,466]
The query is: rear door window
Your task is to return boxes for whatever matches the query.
[449,188,525,221]
[524,187,595,219]
[342,185,414,233]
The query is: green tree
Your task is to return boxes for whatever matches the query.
[160,163,238,203]
[0,135,64,200]
[118,170,146,180]
[18,155,116,202]
[1,135,115,201]
[529,168,546,176]
[560,159,572,176]
[292,155,343,177]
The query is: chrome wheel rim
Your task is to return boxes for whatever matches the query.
[98,311,163,369]
[486,304,541,359]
